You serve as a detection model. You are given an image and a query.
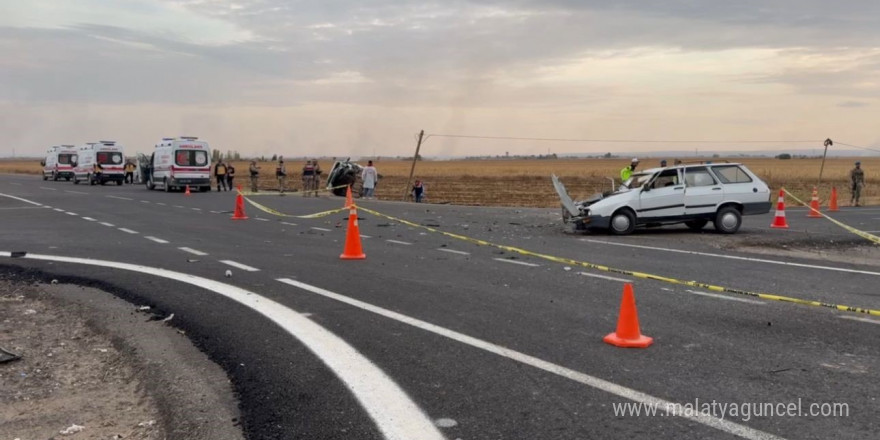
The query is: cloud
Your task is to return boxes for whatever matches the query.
[837,101,870,108]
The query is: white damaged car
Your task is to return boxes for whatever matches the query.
[553,163,772,235]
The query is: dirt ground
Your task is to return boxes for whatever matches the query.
[0,275,243,440]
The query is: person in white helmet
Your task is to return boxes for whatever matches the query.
[620,158,639,182]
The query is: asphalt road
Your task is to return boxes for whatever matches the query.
[1,173,878,440]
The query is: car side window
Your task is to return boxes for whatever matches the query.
[651,169,680,188]
[712,165,753,184]
[684,167,717,187]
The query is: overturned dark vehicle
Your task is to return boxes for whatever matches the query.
[325,158,364,197]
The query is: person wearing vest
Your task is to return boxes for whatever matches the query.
[226,163,235,192]
[214,160,228,192]
[93,162,103,184]
[276,157,287,194]
[124,161,136,184]
[412,179,425,203]
[302,160,315,197]
[249,161,260,193]
[620,158,639,182]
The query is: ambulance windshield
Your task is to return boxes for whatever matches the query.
[97,152,123,165]
[58,154,75,165]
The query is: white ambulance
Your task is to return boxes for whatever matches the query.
[72,141,127,185]
[41,145,78,181]
[143,137,212,192]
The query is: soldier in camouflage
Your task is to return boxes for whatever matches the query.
[850,161,865,207]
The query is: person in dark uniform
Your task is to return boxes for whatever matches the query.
[226,162,236,191]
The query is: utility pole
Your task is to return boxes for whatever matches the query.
[818,138,832,186]
[403,130,424,201]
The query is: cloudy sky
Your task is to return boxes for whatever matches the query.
[2,0,879,158]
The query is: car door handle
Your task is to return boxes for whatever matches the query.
[712,187,721,191]
[674,186,684,190]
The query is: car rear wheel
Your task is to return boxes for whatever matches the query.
[609,209,636,235]
[714,206,742,234]
[685,219,709,230]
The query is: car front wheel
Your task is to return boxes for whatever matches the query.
[714,206,742,234]
[609,209,636,235]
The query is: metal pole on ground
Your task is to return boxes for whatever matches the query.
[403,130,424,201]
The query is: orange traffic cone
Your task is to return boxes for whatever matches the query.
[770,189,789,229]
[829,187,839,212]
[604,284,653,348]
[184,185,191,196]
[808,186,822,218]
[231,193,248,220]
[340,205,366,260]
[344,185,353,208]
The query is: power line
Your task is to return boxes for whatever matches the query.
[835,142,880,154]
[424,134,822,144]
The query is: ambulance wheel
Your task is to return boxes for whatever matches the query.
[146,177,155,190]
[73,175,80,185]
[117,180,123,186]
[42,174,48,181]
[65,176,71,181]
[164,178,170,192]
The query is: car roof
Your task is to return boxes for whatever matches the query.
[641,163,743,174]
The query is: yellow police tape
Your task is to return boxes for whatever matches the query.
[356,206,880,317]
[783,189,880,245]
[241,196,347,219]
[239,183,350,197]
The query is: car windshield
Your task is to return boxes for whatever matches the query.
[622,173,653,190]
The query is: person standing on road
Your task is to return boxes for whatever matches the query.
[214,160,228,192]
[124,160,136,184]
[362,160,378,199]
[276,156,287,194]
[620,158,639,182]
[302,160,315,197]
[312,159,322,197]
[249,160,260,193]
[412,179,425,203]
[851,160,866,206]
[226,162,235,191]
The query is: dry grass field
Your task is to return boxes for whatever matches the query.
[3,157,875,207]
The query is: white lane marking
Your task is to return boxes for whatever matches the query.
[107,195,133,201]
[145,236,169,244]
[281,222,297,226]
[839,315,880,325]
[0,192,43,206]
[210,210,221,214]
[685,290,765,305]
[141,200,151,204]
[220,260,260,272]
[311,227,332,232]
[255,218,269,222]
[43,205,52,209]
[66,212,78,216]
[118,228,138,234]
[192,207,201,211]
[39,187,57,191]
[99,222,115,227]
[0,253,443,440]
[438,248,470,255]
[276,277,784,440]
[81,217,97,221]
[178,247,208,256]
[156,202,167,206]
[65,190,88,195]
[53,208,64,212]
[386,239,413,245]
[360,234,372,239]
[577,272,631,283]
[174,205,185,208]
[583,239,880,277]
[493,258,539,267]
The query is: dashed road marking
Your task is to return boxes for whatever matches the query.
[141,200,151,204]
[178,247,208,256]
[577,272,631,283]
[493,258,539,267]
[438,248,470,255]
[839,315,880,325]
[174,205,185,208]
[10,182,21,186]
[192,207,201,211]
[66,212,78,216]
[99,222,115,227]
[220,260,260,272]
[53,208,64,212]
[255,218,269,222]
[582,239,880,277]
[145,236,169,244]
[0,193,42,207]
[360,234,372,239]
[81,217,97,221]
[39,187,57,191]
[118,228,138,234]
[107,195,133,201]
[275,277,783,440]
[156,202,167,206]
[281,222,297,226]
[386,239,413,245]
[311,227,332,232]
[65,190,88,195]
[685,290,765,305]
